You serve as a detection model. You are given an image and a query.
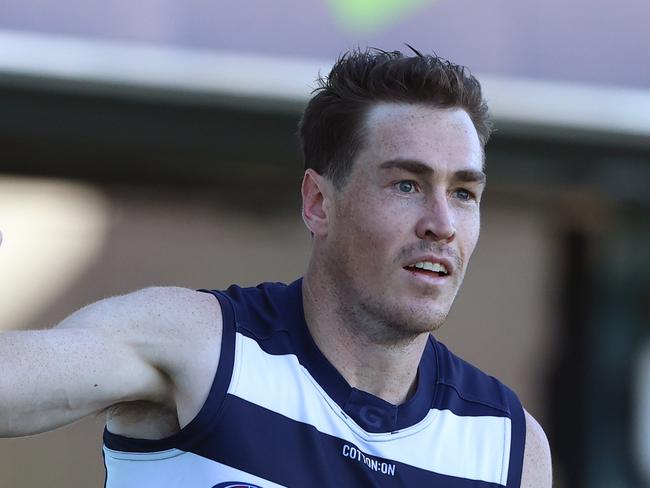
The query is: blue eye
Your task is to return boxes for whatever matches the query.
[454,189,474,201]
[396,181,416,193]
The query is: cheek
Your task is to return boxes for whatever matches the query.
[458,210,481,255]
[338,193,405,254]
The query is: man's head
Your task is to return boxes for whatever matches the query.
[298,47,491,189]
[300,48,491,342]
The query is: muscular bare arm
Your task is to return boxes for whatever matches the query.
[0,287,222,438]
[521,409,553,488]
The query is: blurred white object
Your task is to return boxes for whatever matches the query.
[0,29,649,140]
[0,177,109,330]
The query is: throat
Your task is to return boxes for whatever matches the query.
[323,322,428,406]
[302,270,427,405]
[344,360,420,406]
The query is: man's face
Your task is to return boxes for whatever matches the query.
[322,103,485,338]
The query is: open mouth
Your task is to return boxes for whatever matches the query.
[404,261,449,277]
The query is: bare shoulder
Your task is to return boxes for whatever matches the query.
[521,409,552,488]
[137,286,222,340]
[63,285,222,325]
[137,287,224,379]
[77,287,224,434]
[58,286,223,397]
[58,286,222,347]
[106,286,223,343]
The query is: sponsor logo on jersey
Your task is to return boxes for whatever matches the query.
[212,483,263,488]
[341,444,397,476]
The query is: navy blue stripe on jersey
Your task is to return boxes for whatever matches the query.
[433,379,512,418]
[189,394,503,488]
[103,289,237,453]
[434,339,511,415]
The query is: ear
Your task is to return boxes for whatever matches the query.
[301,169,333,237]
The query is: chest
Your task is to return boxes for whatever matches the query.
[202,332,513,486]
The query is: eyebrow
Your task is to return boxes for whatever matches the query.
[454,169,487,184]
[379,158,486,184]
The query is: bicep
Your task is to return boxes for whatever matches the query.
[0,286,222,438]
[0,325,167,437]
[521,409,553,488]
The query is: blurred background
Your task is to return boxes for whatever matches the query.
[0,1,649,486]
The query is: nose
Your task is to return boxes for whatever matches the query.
[415,195,455,242]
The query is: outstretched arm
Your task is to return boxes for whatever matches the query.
[521,409,553,488]
[0,286,222,438]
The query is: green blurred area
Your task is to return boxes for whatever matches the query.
[326,0,433,32]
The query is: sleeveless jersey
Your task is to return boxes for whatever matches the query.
[103,279,526,487]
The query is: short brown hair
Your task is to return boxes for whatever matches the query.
[298,47,492,188]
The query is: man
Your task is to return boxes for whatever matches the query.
[0,49,551,487]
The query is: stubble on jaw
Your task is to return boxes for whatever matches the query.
[324,261,452,348]
[357,298,449,347]
[323,239,466,348]
[323,207,467,348]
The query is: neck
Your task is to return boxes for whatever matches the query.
[302,261,428,405]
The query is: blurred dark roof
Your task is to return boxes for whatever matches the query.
[1,32,649,205]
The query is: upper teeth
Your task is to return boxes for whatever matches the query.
[412,261,448,274]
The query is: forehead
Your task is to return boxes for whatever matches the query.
[356,103,483,173]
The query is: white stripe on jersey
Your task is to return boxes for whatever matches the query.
[229,333,511,486]
[103,447,287,488]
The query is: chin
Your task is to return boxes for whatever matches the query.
[367,300,450,344]
[398,307,449,334]
[399,292,453,326]
[339,279,454,342]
